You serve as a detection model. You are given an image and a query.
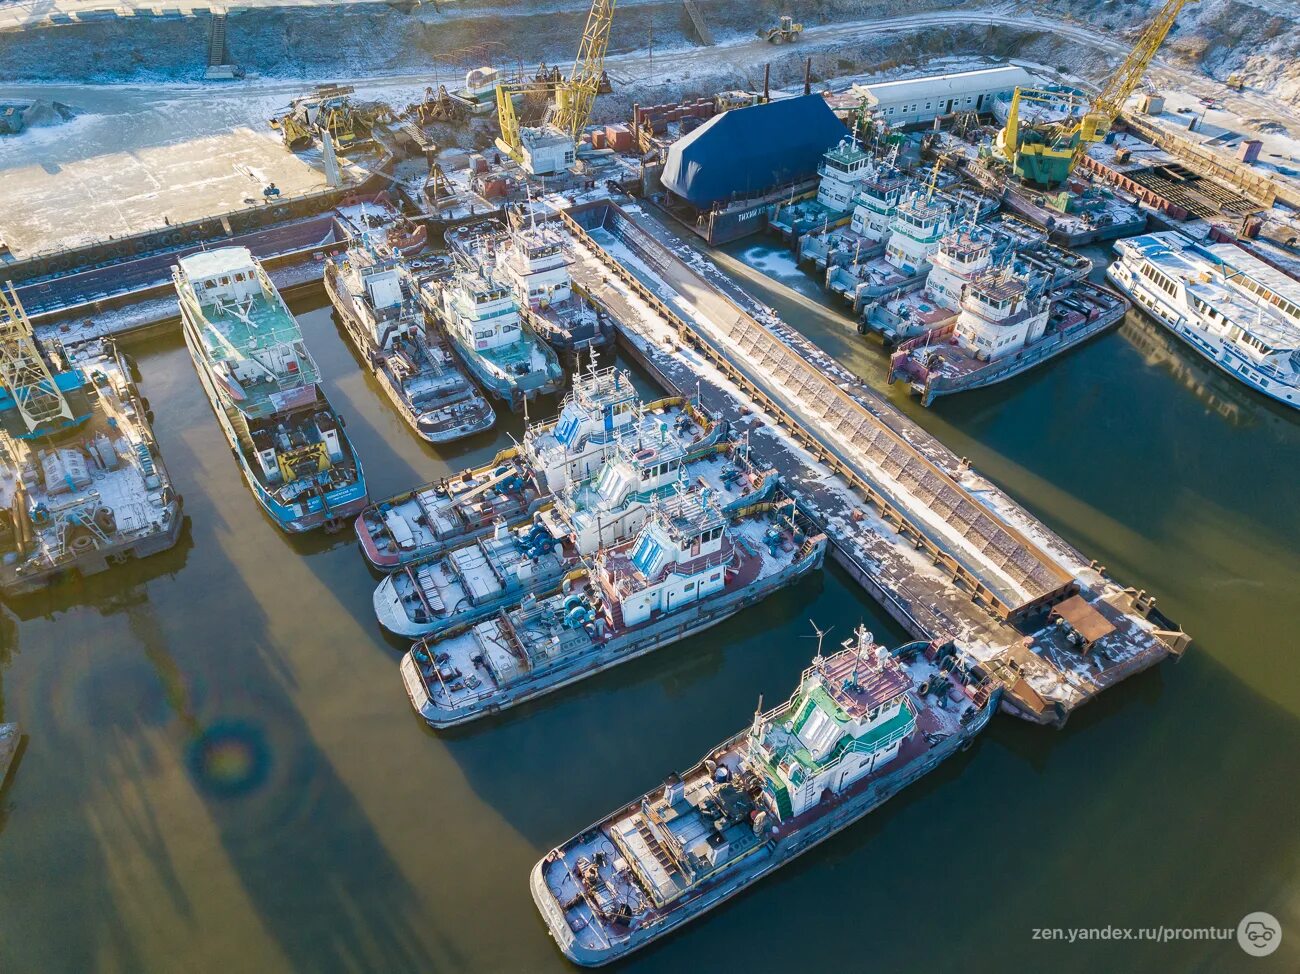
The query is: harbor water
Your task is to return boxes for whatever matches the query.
[1,248,1298,972]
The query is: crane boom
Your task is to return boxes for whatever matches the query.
[1081,0,1196,143]
[0,283,73,437]
[552,0,616,142]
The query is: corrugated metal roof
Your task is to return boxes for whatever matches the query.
[853,65,1034,108]
[661,95,849,209]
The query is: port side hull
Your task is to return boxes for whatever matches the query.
[1107,263,1300,411]
[325,264,497,445]
[178,304,369,533]
[906,300,1127,406]
[531,696,998,966]
[402,543,825,727]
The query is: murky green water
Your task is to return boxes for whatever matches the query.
[1,246,1298,973]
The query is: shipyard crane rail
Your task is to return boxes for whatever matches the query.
[997,0,1197,187]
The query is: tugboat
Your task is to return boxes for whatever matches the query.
[0,309,183,596]
[373,434,776,637]
[400,488,827,726]
[354,367,720,570]
[530,626,1001,965]
[492,217,615,359]
[324,237,495,443]
[888,265,1128,405]
[173,248,368,533]
[425,222,564,406]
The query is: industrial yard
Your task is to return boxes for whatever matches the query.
[1,0,1298,971]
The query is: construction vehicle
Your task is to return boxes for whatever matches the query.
[1226,73,1245,92]
[759,15,803,44]
[496,0,616,173]
[271,85,390,153]
[995,0,1195,188]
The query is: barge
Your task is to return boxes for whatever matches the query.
[0,328,182,596]
[530,626,1000,965]
[324,239,495,444]
[173,248,368,533]
[401,490,827,727]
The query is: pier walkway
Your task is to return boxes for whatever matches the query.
[560,199,1189,725]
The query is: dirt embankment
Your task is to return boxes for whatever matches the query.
[0,0,1296,114]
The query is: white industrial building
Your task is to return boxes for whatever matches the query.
[851,65,1036,127]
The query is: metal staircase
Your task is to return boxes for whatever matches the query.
[681,0,714,46]
[205,9,237,80]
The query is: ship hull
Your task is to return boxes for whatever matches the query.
[401,542,825,727]
[531,693,998,966]
[0,496,183,597]
[901,296,1128,406]
[324,263,497,444]
[178,303,369,533]
[1106,262,1300,411]
[0,342,184,597]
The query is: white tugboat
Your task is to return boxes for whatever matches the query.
[888,265,1128,404]
[798,151,909,272]
[429,265,565,405]
[401,489,827,727]
[1107,231,1300,410]
[324,237,495,443]
[372,434,777,637]
[530,626,1001,965]
[354,367,722,570]
[827,191,956,317]
[0,313,182,596]
[771,138,875,243]
[493,218,615,358]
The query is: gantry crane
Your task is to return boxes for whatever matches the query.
[496,0,616,173]
[0,283,74,439]
[997,0,1196,188]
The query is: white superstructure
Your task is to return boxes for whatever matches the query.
[815,138,874,215]
[1107,232,1300,409]
[952,270,1050,361]
[926,225,995,310]
[884,193,954,277]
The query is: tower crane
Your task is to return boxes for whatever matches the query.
[996,0,1196,188]
[0,283,75,439]
[496,0,616,174]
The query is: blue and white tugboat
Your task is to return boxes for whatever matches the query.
[173,248,368,532]
[530,626,1001,965]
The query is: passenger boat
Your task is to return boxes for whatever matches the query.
[373,432,777,637]
[324,238,495,443]
[1107,231,1300,409]
[400,489,827,727]
[492,219,616,358]
[354,366,719,570]
[530,627,1001,965]
[0,325,182,596]
[173,247,368,532]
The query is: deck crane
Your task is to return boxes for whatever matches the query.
[996,0,1196,188]
[0,283,76,439]
[496,0,616,175]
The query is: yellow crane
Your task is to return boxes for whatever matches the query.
[997,0,1196,187]
[496,0,616,171]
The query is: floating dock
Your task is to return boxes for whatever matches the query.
[557,199,1189,726]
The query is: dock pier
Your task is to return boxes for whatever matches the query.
[559,198,1189,726]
